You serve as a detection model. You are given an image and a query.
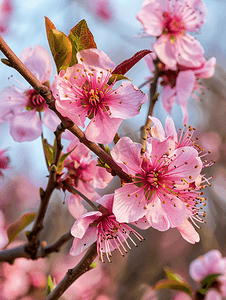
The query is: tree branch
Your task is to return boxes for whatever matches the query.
[140,60,161,152]
[46,243,98,300]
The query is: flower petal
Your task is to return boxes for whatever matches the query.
[68,194,88,220]
[9,111,42,142]
[176,70,196,105]
[20,46,52,82]
[177,218,200,244]
[161,86,176,115]
[70,227,98,256]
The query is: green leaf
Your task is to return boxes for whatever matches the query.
[90,262,98,269]
[154,279,193,296]
[107,74,130,85]
[58,146,76,173]
[39,187,45,197]
[42,139,54,167]
[7,212,36,245]
[45,16,56,36]
[164,267,186,284]
[68,19,97,67]
[201,273,221,290]
[1,58,12,67]
[46,275,55,296]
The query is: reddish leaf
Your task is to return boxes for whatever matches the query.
[7,213,36,245]
[68,19,97,67]
[45,16,56,37]
[112,49,152,75]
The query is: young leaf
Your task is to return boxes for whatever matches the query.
[6,212,36,245]
[68,19,97,67]
[164,267,186,284]
[112,49,152,75]
[42,138,54,167]
[46,275,56,296]
[201,273,221,290]
[154,279,193,296]
[45,16,56,37]
[107,74,130,85]
[90,262,98,269]
[48,29,72,73]
[57,146,76,173]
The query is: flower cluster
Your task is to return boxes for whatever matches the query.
[174,250,226,300]
[137,0,216,124]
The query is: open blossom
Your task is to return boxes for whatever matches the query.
[0,210,8,249]
[111,121,208,232]
[0,149,9,177]
[58,139,113,219]
[56,48,147,144]
[0,46,60,142]
[145,52,216,124]
[70,194,146,262]
[137,0,207,70]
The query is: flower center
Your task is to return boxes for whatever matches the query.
[24,88,47,112]
[162,12,185,36]
[146,171,159,188]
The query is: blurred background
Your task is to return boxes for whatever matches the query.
[0,0,225,299]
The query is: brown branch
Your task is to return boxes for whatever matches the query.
[46,243,98,300]
[0,231,72,263]
[0,36,131,183]
[141,60,161,152]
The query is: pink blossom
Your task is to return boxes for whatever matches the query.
[70,194,145,262]
[0,209,8,249]
[111,135,205,233]
[189,250,226,282]
[0,0,13,34]
[56,48,147,144]
[145,53,216,124]
[0,149,10,177]
[59,139,113,219]
[94,0,113,20]
[173,292,192,300]
[137,0,207,70]
[0,46,61,142]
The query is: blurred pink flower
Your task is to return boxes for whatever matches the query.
[0,46,60,142]
[94,0,113,20]
[200,131,222,162]
[0,242,48,300]
[145,53,216,124]
[56,48,147,144]
[0,0,13,34]
[0,209,8,249]
[58,139,113,219]
[0,149,10,177]
[137,0,207,70]
[111,135,203,232]
[70,194,145,262]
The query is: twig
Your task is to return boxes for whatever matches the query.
[64,182,99,211]
[0,36,131,184]
[46,243,97,300]
[138,77,153,89]
[0,231,72,263]
[141,61,161,152]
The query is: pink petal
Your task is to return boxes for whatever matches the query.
[176,70,196,105]
[108,81,148,119]
[154,35,178,70]
[70,226,98,256]
[205,290,222,300]
[10,111,42,142]
[164,116,177,142]
[181,101,188,125]
[149,116,166,140]
[167,147,202,183]
[71,211,102,239]
[177,218,200,244]
[161,86,176,114]
[144,52,157,74]
[0,87,27,122]
[146,136,175,161]
[76,49,116,71]
[136,2,165,37]
[183,0,207,32]
[131,216,151,230]
[68,141,89,161]
[113,184,147,223]
[68,194,87,220]
[145,195,170,231]
[85,109,122,144]
[42,109,61,132]
[97,194,114,213]
[173,292,192,300]
[93,164,113,189]
[194,57,216,79]
[20,46,52,82]
[111,137,142,176]
[174,35,205,69]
